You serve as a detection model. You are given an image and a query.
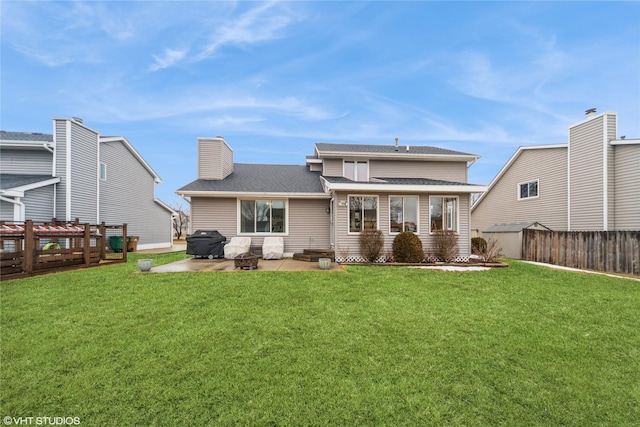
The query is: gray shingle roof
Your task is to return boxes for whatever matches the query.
[0,131,53,142]
[0,174,56,190]
[321,176,469,186]
[315,142,475,157]
[177,164,325,194]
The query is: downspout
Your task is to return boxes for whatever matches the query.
[0,196,26,222]
[180,194,192,235]
[602,116,608,231]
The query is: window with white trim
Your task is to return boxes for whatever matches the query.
[389,196,418,233]
[518,180,539,200]
[99,163,107,181]
[240,200,286,234]
[344,161,369,182]
[348,195,378,233]
[429,196,458,232]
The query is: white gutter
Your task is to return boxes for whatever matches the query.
[0,195,26,222]
[322,180,488,194]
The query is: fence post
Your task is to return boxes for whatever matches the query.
[23,220,34,274]
[83,223,91,267]
[122,224,128,263]
[99,222,106,260]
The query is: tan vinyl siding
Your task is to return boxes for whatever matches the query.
[472,147,568,233]
[285,198,330,251]
[198,138,233,180]
[99,141,172,247]
[190,197,330,253]
[0,149,52,174]
[613,144,640,229]
[606,114,617,230]
[322,158,343,176]
[569,116,605,230]
[190,197,238,237]
[371,160,467,181]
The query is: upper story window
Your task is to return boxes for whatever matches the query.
[240,200,287,234]
[344,161,369,182]
[518,180,539,200]
[99,163,107,181]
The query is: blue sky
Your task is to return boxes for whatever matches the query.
[2,1,639,205]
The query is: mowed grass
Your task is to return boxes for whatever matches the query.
[1,253,639,426]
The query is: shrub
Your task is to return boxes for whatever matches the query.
[392,232,424,263]
[471,237,487,255]
[359,229,384,262]
[432,230,459,262]
[480,238,503,262]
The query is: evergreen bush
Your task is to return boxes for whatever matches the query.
[392,232,424,263]
[471,237,487,255]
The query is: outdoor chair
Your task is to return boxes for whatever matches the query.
[224,236,251,260]
[262,236,284,260]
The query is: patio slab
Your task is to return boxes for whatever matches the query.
[148,257,344,273]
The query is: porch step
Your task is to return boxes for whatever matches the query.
[293,249,335,262]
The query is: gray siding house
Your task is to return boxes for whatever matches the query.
[177,137,487,262]
[471,110,640,257]
[0,118,174,250]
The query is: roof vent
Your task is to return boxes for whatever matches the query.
[395,137,399,151]
[72,117,83,124]
[621,136,626,140]
[585,108,596,117]
[406,145,410,152]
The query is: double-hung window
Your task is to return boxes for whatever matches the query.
[348,195,378,233]
[518,180,539,200]
[344,161,369,182]
[429,196,458,232]
[240,200,286,234]
[389,196,418,233]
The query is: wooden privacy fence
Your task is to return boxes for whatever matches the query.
[522,229,640,276]
[1,219,128,280]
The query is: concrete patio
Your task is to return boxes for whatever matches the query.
[147,256,344,273]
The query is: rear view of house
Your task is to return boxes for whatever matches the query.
[0,117,174,250]
[177,137,487,261]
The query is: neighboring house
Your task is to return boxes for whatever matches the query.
[0,117,175,250]
[176,137,487,262]
[471,110,640,257]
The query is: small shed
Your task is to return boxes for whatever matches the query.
[483,222,550,259]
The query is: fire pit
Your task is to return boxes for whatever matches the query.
[234,252,259,270]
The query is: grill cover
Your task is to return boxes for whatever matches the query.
[186,230,227,258]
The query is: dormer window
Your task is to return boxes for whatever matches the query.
[344,161,368,182]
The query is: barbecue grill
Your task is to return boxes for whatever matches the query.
[186,230,227,259]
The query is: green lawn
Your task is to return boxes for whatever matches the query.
[1,253,639,426]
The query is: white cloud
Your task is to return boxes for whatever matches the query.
[149,48,189,72]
